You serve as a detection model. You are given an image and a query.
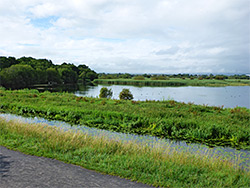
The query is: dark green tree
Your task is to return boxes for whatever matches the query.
[35,68,47,84]
[0,64,35,89]
[0,56,18,70]
[0,56,98,88]
[78,64,98,83]
[86,71,98,81]
[46,68,61,84]
[58,68,78,84]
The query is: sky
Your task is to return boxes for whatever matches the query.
[0,0,249,74]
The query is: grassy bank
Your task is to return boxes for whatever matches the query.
[0,89,249,150]
[1,118,249,187]
[93,78,250,87]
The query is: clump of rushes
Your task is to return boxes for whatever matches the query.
[0,118,249,188]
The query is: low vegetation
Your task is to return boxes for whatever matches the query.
[1,118,249,187]
[0,88,249,150]
[93,78,250,87]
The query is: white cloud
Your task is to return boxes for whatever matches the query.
[29,3,61,18]
[207,47,227,55]
[0,0,249,73]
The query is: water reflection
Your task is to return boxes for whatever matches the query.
[1,113,249,171]
[75,85,250,108]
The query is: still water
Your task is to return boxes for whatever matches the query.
[75,85,250,108]
[1,113,249,170]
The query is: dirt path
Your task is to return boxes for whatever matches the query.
[0,146,154,188]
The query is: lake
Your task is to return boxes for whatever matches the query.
[75,85,250,108]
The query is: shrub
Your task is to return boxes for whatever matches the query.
[99,87,113,98]
[133,75,145,80]
[119,89,133,100]
[150,75,167,80]
[215,75,225,80]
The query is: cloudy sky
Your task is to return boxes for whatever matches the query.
[0,0,249,74]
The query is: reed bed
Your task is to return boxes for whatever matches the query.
[0,117,249,187]
[93,78,250,87]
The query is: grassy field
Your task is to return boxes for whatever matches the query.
[1,117,249,187]
[93,78,250,87]
[0,88,249,150]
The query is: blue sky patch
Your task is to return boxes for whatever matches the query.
[99,37,126,43]
[30,16,58,29]
[18,43,39,47]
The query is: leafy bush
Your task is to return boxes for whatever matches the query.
[133,75,145,80]
[119,89,133,100]
[99,87,113,98]
[215,75,226,80]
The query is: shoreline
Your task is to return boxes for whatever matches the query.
[1,118,249,187]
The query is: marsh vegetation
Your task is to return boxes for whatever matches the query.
[1,117,249,187]
[94,77,250,87]
[0,89,249,150]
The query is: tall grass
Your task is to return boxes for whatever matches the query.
[0,117,249,187]
[93,78,250,87]
[0,89,250,150]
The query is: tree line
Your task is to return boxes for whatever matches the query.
[1,56,249,90]
[0,56,98,89]
[98,73,250,80]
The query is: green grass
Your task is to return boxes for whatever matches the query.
[0,89,249,150]
[93,78,250,87]
[1,117,249,188]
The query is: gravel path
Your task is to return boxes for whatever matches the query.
[0,146,154,188]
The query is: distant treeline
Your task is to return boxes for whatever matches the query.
[0,56,98,89]
[98,73,250,80]
[1,56,249,89]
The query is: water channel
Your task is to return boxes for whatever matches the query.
[75,85,250,109]
[1,113,249,171]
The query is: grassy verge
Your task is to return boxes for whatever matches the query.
[0,89,250,150]
[93,78,250,87]
[1,117,249,187]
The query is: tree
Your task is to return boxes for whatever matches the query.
[46,68,61,84]
[78,64,89,74]
[86,71,98,81]
[99,87,113,98]
[18,57,53,70]
[0,56,17,70]
[58,68,78,84]
[0,64,35,89]
[119,89,133,100]
[79,70,98,83]
[35,68,47,84]
[0,56,98,87]
[119,73,132,79]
